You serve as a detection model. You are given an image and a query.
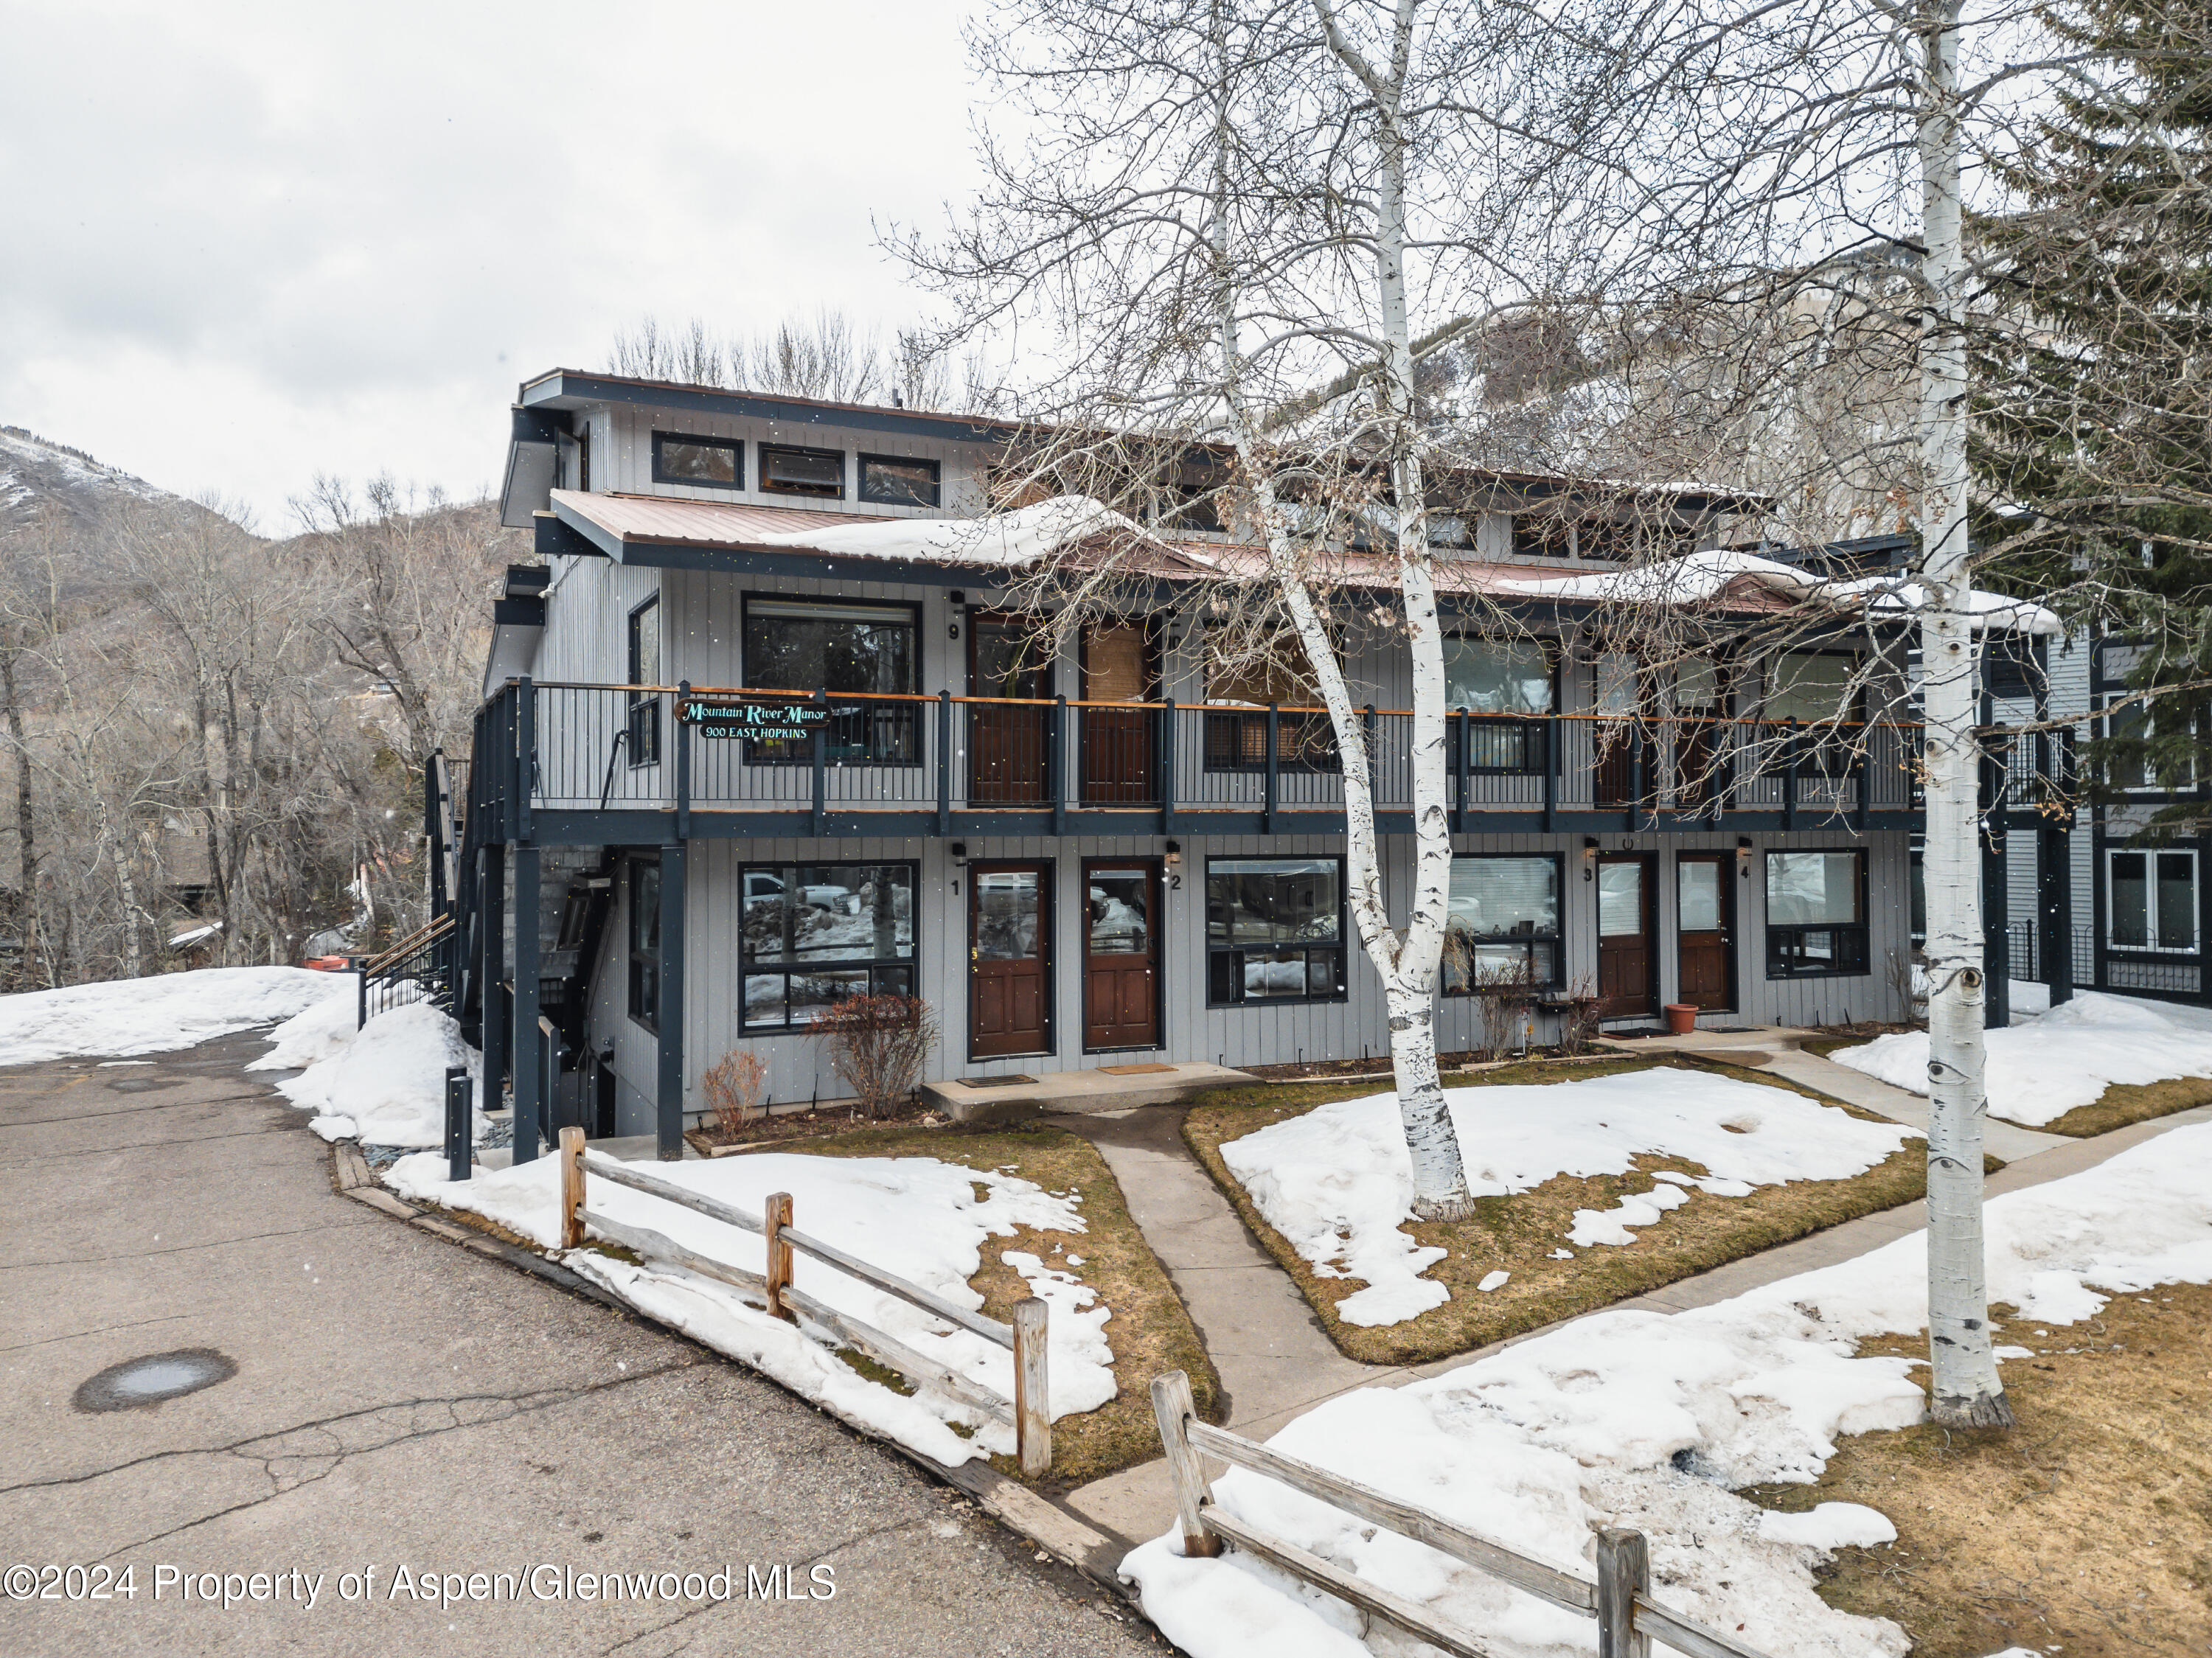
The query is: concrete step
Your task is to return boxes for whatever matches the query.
[923,1062,1253,1123]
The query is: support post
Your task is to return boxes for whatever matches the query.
[1160,698,1178,835]
[511,843,542,1164]
[656,841,687,1160]
[1450,711,1466,834]
[1051,694,1067,837]
[515,676,535,846]
[1595,1528,1651,1658]
[479,843,507,1118]
[936,690,952,835]
[1013,1296,1051,1477]
[2040,728,2075,1005]
[355,958,368,1031]
[1628,722,1645,831]
[444,1065,471,1182]
[559,1125,585,1249]
[1264,703,1279,833]
[1542,714,1558,831]
[674,680,692,840]
[1981,737,2011,1030]
[764,1191,796,1322]
[1148,1370,1220,1558]
[811,690,827,838]
[1782,717,1798,832]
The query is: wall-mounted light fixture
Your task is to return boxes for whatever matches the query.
[1737,835,1754,877]
[950,842,969,868]
[948,591,967,607]
[1164,840,1183,867]
[1582,836,1600,882]
[947,591,965,642]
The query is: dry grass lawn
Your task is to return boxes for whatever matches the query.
[788,1120,1222,1490]
[1744,1280,2212,1655]
[2034,1073,2212,1138]
[1183,1056,1980,1367]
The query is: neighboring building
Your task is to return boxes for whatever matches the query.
[453,369,2037,1158]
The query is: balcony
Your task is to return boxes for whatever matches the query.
[467,680,1930,846]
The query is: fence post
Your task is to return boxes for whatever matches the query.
[1013,1295,1051,1477]
[765,1191,796,1322]
[1150,1370,1220,1557]
[1595,1528,1650,1658]
[936,689,953,835]
[559,1125,585,1249]
[444,1065,470,1182]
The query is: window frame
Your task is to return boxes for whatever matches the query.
[2100,695,2200,795]
[1203,854,1350,1008]
[1441,852,1565,993]
[2105,846,2200,955]
[757,442,848,500]
[650,431,744,490]
[627,857,661,1032]
[625,595,663,767]
[1761,648,1866,777]
[1444,634,1557,776]
[737,591,924,767]
[857,451,942,508]
[1198,635,1341,774]
[1763,847,1871,979]
[736,860,922,1032]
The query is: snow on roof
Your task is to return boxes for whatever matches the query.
[745,495,1169,568]
[1496,548,2060,634]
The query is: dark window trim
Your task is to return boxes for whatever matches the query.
[626,595,662,768]
[1444,633,1559,776]
[1760,647,1868,778]
[1203,854,1351,1009]
[650,430,745,490]
[736,859,924,1034]
[757,442,848,500]
[627,855,661,1033]
[1441,851,1566,992]
[737,590,925,768]
[1763,846,1871,980]
[857,451,943,508]
[2104,844,2201,955]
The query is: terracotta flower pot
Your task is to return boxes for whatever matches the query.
[1664,1003,1700,1035]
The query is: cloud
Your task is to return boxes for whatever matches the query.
[0,0,981,526]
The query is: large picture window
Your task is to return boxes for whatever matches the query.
[1445,638,1552,773]
[740,596,919,764]
[740,863,918,1030]
[628,858,661,1031]
[1444,856,1562,990]
[651,431,741,489]
[1206,857,1346,1004]
[1765,850,1868,978]
[2108,849,2198,952]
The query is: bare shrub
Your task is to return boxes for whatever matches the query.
[1558,979,1606,1056]
[702,1049,768,1138]
[1468,955,1537,1065]
[811,993,940,1120]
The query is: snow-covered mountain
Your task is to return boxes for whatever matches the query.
[0,425,188,529]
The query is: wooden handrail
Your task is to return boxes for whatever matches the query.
[363,911,455,977]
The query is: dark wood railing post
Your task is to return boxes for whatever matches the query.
[1452,710,1467,834]
[1543,713,1559,832]
[1052,694,1068,836]
[1363,703,1378,807]
[1161,698,1178,835]
[936,690,953,835]
[675,680,692,840]
[1265,702,1280,833]
[1628,721,1645,831]
[1782,717,1798,832]
[811,689,828,837]
[1852,734,1868,832]
[515,676,535,846]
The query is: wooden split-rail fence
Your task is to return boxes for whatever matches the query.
[556,1129,1051,1475]
[1151,1370,1778,1658]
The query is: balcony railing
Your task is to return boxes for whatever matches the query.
[476,680,1938,837]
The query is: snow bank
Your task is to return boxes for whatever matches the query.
[1127,1121,2212,1658]
[1219,1069,1917,1325]
[386,1148,1117,1465]
[1835,990,2212,1126]
[0,966,352,1065]
[272,1001,483,1148]
[1759,1502,1897,1550]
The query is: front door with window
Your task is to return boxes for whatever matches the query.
[970,863,1051,1057]
[1082,861,1159,1050]
[1675,853,1734,1011]
[970,615,1052,804]
[1596,853,1657,1017]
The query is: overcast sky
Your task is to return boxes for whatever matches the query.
[0,1,984,529]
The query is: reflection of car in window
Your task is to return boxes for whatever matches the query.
[742,870,859,913]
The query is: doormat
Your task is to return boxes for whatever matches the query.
[1098,1063,1175,1076]
[956,1075,1037,1088]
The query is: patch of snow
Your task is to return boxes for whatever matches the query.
[167,922,223,948]
[271,1001,481,1148]
[0,966,351,1065]
[307,1115,358,1143]
[1217,1068,1916,1326]
[247,985,366,1072]
[1477,1270,1511,1293]
[385,1147,1117,1463]
[1125,1121,2212,1657]
[1758,1502,1897,1550]
[748,494,1167,570]
[1569,1180,1691,1247]
[1834,990,2212,1126]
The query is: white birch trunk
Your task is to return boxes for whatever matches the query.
[1915,0,2012,1429]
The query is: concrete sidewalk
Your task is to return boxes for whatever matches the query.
[1051,1048,2211,1558]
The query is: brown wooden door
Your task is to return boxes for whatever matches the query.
[1082,861,1159,1051]
[1596,853,1656,1017]
[1080,625,1157,805]
[969,614,1051,804]
[1675,853,1734,1011]
[1672,658,1723,811]
[970,863,1051,1057]
[1593,653,1644,808]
